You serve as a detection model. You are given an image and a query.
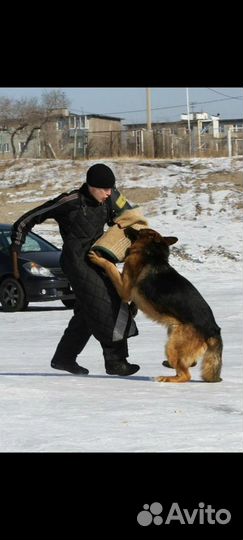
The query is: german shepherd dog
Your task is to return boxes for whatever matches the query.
[89,228,223,383]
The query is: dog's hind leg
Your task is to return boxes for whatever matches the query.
[201,335,223,382]
[155,362,191,383]
[155,326,191,383]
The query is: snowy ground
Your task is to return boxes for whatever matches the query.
[0,157,242,452]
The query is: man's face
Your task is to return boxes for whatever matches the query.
[88,186,112,204]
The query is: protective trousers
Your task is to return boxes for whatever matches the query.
[51,303,129,367]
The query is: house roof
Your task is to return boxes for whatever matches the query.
[49,109,124,121]
[83,113,123,121]
[125,117,243,128]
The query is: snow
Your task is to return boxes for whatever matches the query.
[0,157,242,452]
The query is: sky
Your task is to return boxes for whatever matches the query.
[0,87,242,125]
[0,156,242,452]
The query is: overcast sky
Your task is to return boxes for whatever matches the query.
[0,87,242,124]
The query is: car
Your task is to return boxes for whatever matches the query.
[0,224,76,312]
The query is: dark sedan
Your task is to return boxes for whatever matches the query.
[0,224,75,312]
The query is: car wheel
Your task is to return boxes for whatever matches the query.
[0,278,28,312]
[61,299,76,309]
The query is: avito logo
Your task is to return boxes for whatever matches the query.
[137,502,231,526]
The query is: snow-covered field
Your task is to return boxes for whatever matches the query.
[0,157,242,452]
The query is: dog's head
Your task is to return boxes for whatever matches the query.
[124,227,178,262]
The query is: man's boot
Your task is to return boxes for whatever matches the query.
[51,359,89,375]
[105,359,140,376]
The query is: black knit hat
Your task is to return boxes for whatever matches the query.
[86,164,116,188]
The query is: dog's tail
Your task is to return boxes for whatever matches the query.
[201,334,223,382]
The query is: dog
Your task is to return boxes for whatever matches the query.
[89,228,223,383]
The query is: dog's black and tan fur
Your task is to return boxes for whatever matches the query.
[89,228,223,383]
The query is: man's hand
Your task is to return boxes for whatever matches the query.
[12,250,20,280]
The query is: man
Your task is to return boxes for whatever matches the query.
[11,163,140,376]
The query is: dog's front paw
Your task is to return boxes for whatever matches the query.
[154,375,170,383]
[154,374,190,383]
[88,250,107,268]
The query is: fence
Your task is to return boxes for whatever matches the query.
[83,129,243,159]
[1,128,243,160]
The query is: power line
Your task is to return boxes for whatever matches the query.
[71,94,242,117]
[206,87,243,100]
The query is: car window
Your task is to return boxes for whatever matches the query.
[21,236,43,252]
[1,230,58,253]
[0,232,9,252]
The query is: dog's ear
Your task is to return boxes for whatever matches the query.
[124,227,140,242]
[163,236,178,246]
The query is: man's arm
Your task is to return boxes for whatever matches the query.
[11,191,78,252]
[11,191,79,279]
[12,248,20,280]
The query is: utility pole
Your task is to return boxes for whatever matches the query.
[186,88,192,157]
[227,127,232,157]
[73,127,77,159]
[146,88,152,129]
[37,129,41,158]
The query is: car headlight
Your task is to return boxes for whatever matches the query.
[23,262,55,277]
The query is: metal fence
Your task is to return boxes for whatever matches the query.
[1,128,243,160]
[83,128,243,159]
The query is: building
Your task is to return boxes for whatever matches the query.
[0,109,123,159]
[125,113,243,157]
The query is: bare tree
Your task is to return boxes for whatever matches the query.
[0,97,14,125]
[39,90,71,157]
[41,89,70,111]
[0,97,17,156]
[0,90,71,158]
